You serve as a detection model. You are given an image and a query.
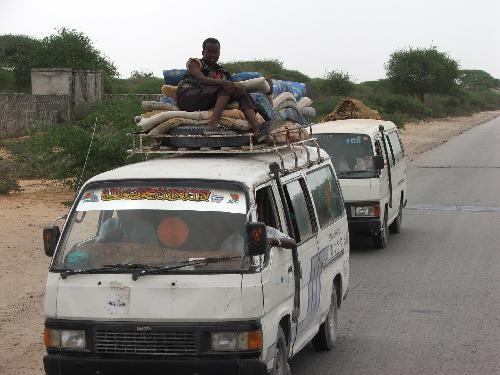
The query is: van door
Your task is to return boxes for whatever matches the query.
[305,165,348,327]
[375,137,390,211]
[281,177,319,353]
[385,130,406,220]
[257,185,295,316]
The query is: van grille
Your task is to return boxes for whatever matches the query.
[95,329,197,355]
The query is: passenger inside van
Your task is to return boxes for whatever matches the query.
[96,210,159,246]
[220,188,296,251]
[338,142,374,172]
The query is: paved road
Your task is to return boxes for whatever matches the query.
[290,117,500,374]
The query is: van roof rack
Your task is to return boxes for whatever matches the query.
[126,126,325,172]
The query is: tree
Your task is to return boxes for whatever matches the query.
[130,70,154,79]
[39,28,117,78]
[0,28,118,91]
[458,70,500,92]
[385,47,459,103]
[0,34,44,90]
[324,69,354,96]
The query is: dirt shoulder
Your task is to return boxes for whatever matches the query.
[400,110,500,162]
[0,111,499,375]
[0,180,74,375]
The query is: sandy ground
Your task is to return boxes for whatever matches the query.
[0,110,499,375]
[400,110,500,161]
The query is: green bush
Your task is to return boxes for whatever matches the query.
[323,70,354,96]
[222,59,310,83]
[109,76,164,94]
[0,177,20,195]
[364,94,430,119]
[0,68,17,92]
[3,97,144,189]
[312,95,343,118]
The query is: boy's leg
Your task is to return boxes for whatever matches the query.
[242,109,262,134]
[208,94,231,128]
[233,89,262,133]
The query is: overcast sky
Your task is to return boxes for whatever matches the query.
[1,0,499,82]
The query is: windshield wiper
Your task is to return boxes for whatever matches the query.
[60,263,157,279]
[131,256,243,281]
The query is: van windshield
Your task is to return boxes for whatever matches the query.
[315,133,376,179]
[52,182,251,273]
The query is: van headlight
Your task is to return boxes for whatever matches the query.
[353,205,380,217]
[211,330,262,352]
[44,329,86,350]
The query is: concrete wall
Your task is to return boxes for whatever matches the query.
[31,68,73,95]
[0,94,70,137]
[31,68,103,105]
[73,70,103,105]
[1,69,161,137]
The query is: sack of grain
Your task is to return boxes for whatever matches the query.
[273,92,297,109]
[234,77,271,93]
[297,96,313,109]
[161,85,178,97]
[142,101,179,112]
[265,122,309,144]
[299,106,316,118]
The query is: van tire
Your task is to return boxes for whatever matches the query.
[163,125,251,148]
[312,286,338,351]
[373,208,388,248]
[389,197,403,234]
[270,326,289,375]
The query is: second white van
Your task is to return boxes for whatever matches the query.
[313,119,407,248]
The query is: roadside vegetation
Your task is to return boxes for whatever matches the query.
[1,30,500,191]
[0,97,143,192]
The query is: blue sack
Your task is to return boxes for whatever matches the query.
[278,107,309,126]
[272,80,307,101]
[249,92,278,121]
[163,69,187,85]
[231,72,262,82]
[160,95,177,105]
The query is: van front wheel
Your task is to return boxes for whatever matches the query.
[389,198,403,234]
[270,326,290,375]
[312,286,338,351]
[373,210,388,248]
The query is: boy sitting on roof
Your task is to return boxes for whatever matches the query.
[176,37,273,136]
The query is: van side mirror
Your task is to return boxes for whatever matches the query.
[43,226,60,257]
[374,155,385,170]
[246,222,268,256]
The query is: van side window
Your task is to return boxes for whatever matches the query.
[385,135,396,165]
[283,179,317,243]
[255,186,281,231]
[391,131,404,157]
[306,166,344,228]
[387,131,403,163]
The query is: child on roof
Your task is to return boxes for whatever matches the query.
[176,37,276,137]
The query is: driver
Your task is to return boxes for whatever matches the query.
[96,210,159,246]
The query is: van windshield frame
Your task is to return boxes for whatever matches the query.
[50,179,255,275]
[315,133,377,179]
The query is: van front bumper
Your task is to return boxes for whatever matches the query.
[44,354,267,375]
[347,217,381,236]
